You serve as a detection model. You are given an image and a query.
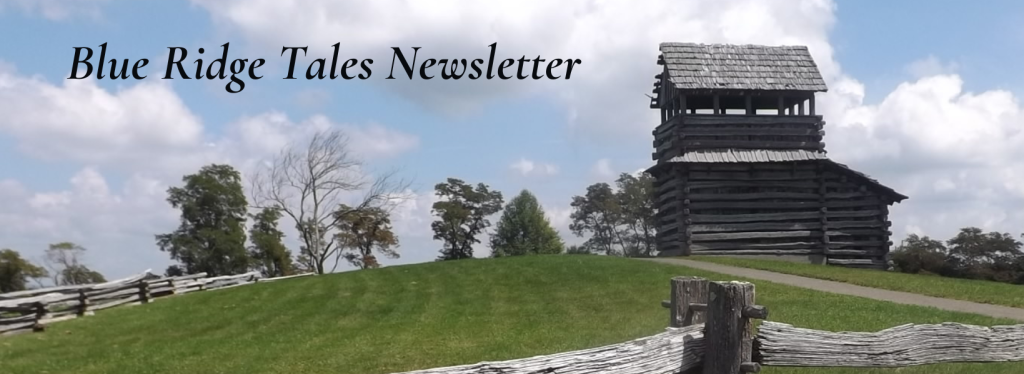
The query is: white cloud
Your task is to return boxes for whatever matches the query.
[0,0,109,20]
[905,56,959,78]
[510,158,559,177]
[190,0,839,140]
[591,158,614,179]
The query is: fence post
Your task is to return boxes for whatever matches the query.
[76,289,89,317]
[31,302,47,332]
[702,281,768,374]
[670,276,709,328]
[138,280,150,304]
[168,278,177,295]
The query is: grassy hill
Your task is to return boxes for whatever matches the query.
[691,256,1024,308]
[1,255,1021,374]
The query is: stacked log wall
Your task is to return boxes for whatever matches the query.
[654,162,892,269]
[652,115,825,162]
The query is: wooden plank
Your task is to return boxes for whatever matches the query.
[389,324,707,374]
[680,128,821,136]
[691,231,819,242]
[689,201,821,210]
[689,171,818,181]
[691,249,821,256]
[688,192,820,201]
[691,222,822,233]
[691,242,819,251]
[681,114,822,126]
[757,321,1024,367]
[670,277,709,328]
[687,181,818,189]
[681,140,821,150]
[691,212,822,223]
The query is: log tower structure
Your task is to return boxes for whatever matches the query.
[646,43,907,269]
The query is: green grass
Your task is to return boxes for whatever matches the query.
[1,255,1021,374]
[690,255,1024,308]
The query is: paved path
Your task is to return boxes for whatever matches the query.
[642,257,1024,322]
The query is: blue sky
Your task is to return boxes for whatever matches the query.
[3,0,1024,279]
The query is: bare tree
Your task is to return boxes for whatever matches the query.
[250,129,411,274]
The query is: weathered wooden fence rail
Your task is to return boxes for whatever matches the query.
[387,275,1024,374]
[0,270,313,336]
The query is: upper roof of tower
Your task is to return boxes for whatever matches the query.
[658,43,828,92]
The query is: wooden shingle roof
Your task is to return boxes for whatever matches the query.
[659,43,828,92]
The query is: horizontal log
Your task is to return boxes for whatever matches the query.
[688,192,820,201]
[824,249,886,256]
[691,222,822,233]
[826,220,886,229]
[689,171,819,181]
[681,114,823,126]
[827,258,886,266]
[691,211,822,223]
[826,229,888,237]
[86,283,140,297]
[687,163,820,172]
[690,199,881,211]
[685,249,821,256]
[681,140,821,150]
[691,231,819,242]
[757,321,1024,367]
[0,314,37,324]
[680,127,822,136]
[260,273,316,282]
[0,321,34,333]
[691,242,820,251]
[687,181,818,189]
[90,287,140,301]
[90,295,140,311]
[828,240,886,248]
[392,324,706,374]
[37,314,77,325]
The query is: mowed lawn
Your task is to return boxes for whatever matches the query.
[1,256,1022,374]
[690,255,1024,308]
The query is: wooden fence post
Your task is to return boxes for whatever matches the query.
[168,279,177,295]
[703,281,768,374]
[76,289,89,317]
[31,302,47,332]
[138,280,150,304]
[670,276,709,328]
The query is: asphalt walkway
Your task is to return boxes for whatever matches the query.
[642,257,1024,322]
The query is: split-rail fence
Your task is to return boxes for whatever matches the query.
[389,276,1024,374]
[0,270,313,336]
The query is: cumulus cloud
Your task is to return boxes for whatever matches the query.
[190,0,839,140]
[510,158,559,177]
[905,56,959,79]
[0,0,109,20]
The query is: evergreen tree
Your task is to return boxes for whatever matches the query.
[248,207,293,277]
[490,190,564,257]
[156,164,250,276]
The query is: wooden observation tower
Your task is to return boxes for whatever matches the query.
[646,43,907,269]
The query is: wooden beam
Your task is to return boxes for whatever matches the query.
[777,96,785,116]
[713,94,720,115]
[798,100,805,115]
[703,281,763,374]
[809,94,816,115]
[745,95,753,115]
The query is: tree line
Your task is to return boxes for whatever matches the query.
[890,227,1024,284]
[1,127,658,291]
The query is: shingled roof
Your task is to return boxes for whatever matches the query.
[659,43,828,92]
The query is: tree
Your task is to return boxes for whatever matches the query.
[569,182,625,255]
[489,189,564,257]
[250,129,409,274]
[0,249,47,292]
[165,265,185,277]
[614,173,656,257]
[248,207,293,277]
[565,245,593,255]
[42,242,106,286]
[156,164,251,276]
[335,205,399,269]
[567,172,658,257]
[61,265,106,285]
[890,234,947,274]
[431,178,504,260]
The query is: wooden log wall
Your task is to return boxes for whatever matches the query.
[655,161,893,269]
[652,115,825,162]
